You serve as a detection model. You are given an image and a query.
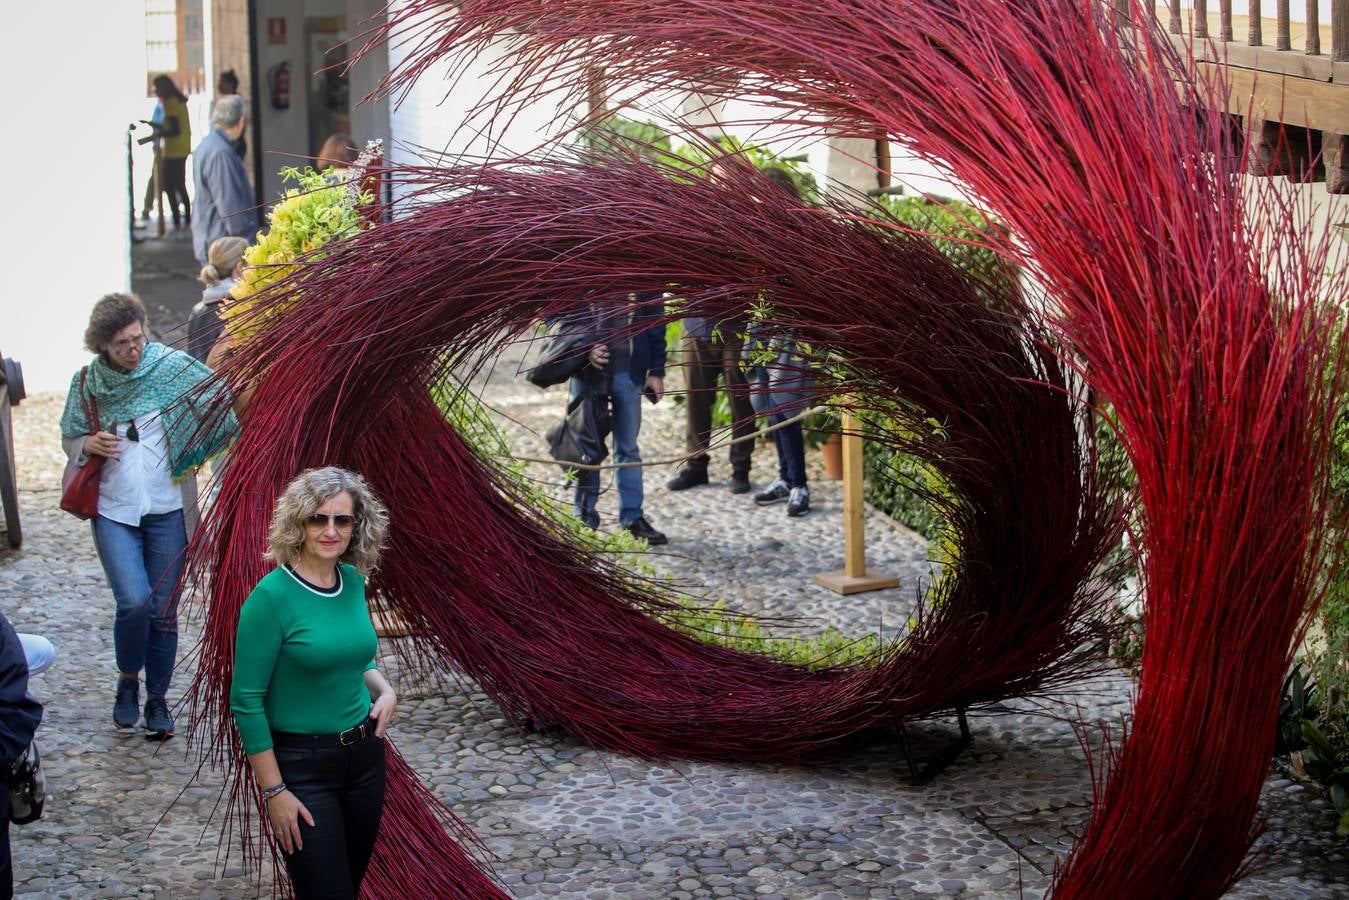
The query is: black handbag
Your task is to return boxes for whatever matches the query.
[7,739,44,824]
[545,378,611,472]
[527,321,595,389]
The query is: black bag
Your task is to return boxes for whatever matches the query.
[527,321,595,389]
[7,740,44,824]
[545,379,611,471]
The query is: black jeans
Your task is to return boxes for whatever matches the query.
[161,157,190,226]
[273,732,386,899]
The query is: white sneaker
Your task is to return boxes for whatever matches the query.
[754,478,790,506]
[787,486,810,517]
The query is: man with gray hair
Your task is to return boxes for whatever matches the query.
[192,95,258,266]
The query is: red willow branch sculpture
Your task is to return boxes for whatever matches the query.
[182,154,1120,896]
[353,0,1349,897]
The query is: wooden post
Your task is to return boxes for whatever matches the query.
[813,408,900,595]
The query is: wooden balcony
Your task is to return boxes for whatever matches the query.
[1158,0,1349,189]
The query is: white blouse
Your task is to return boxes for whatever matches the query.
[95,412,183,526]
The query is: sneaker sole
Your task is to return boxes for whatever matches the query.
[787,507,810,517]
[755,496,788,506]
[145,730,175,741]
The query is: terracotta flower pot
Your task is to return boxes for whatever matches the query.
[820,433,843,480]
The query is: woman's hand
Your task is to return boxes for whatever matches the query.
[587,343,611,368]
[369,689,397,738]
[82,431,121,459]
[266,789,314,855]
[644,375,665,403]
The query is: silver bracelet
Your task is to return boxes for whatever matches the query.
[260,782,287,802]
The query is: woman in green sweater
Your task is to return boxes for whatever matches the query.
[230,466,396,899]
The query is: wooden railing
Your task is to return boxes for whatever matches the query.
[1162,0,1347,75]
[1157,0,1349,184]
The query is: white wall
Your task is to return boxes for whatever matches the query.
[385,0,576,192]
[346,0,392,162]
[252,0,310,202]
[0,2,144,392]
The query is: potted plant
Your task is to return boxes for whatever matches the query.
[801,408,843,479]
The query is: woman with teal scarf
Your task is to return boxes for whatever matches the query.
[60,292,235,739]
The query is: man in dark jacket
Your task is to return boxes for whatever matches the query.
[570,294,669,545]
[0,613,43,897]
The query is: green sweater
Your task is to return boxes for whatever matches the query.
[230,563,378,754]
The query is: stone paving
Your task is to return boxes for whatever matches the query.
[3,302,1348,895]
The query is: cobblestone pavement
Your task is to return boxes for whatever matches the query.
[3,332,1348,897]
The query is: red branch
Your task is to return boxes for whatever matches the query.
[182,155,1120,895]
[349,1,1349,897]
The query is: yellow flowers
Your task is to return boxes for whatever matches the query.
[221,166,373,345]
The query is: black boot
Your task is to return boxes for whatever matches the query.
[667,465,709,491]
[729,470,751,494]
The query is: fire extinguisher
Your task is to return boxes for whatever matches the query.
[268,62,291,110]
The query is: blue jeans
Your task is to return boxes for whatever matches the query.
[91,511,185,695]
[571,370,645,526]
[770,414,808,489]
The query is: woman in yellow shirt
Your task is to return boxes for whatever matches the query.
[152,75,192,230]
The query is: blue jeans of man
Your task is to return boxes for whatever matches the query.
[770,414,808,489]
[91,511,185,696]
[571,370,645,526]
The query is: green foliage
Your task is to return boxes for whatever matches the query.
[1276,665,1349,836]
[225,166,373,343]
[656,599,885,669]
[670,135,820,202]
[872,194,1018,304]
[584,115,675,162]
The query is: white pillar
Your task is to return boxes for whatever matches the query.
[823,136,878,207]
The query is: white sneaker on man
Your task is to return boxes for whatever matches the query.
[754,478,790,506]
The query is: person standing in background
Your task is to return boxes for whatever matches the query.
[569,294,669,545]
[139,99,163,221]
[189,236,248,363]
[215,69,248,160]
[152,75,192,232]
[192,95,259,268]
[666,309,756,495]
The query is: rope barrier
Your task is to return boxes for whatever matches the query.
[509,403,836,472]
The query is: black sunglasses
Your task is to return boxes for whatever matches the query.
[305,513,357,529]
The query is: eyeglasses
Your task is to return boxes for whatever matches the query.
[305,513,357,530]
[110,333,147,353]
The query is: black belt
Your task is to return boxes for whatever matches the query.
[272,718,377,750]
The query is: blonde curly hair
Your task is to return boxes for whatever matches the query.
[265,466,389,575]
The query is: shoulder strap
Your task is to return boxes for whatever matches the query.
[80,367,99,432]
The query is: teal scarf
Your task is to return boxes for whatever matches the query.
[60,342,237,478]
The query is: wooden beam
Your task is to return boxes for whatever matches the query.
[1213,65,1349,133]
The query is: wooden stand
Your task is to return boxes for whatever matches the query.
[813,409,900,595]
